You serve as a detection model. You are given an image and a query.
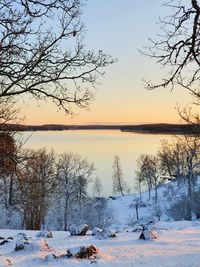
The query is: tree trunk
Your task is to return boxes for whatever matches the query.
[8,175,14,206]
[154,179,158,203]
[155,186,158,203]
[139,181,142,201]
[147,182,151,200]
[135,203,139,220]
[187,173,192,220]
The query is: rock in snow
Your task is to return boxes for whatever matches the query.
[35,231,53,238]
[69,224,89,236]
[0,239,10,246]
[139,226,158,240]
[67,245,97,259]
[15,239,31,251]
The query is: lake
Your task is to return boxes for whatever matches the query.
[23,130,175,196]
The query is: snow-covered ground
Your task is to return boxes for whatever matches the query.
[1,181,200,267]
[1,221,200,267]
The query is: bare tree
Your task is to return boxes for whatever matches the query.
[0,97,21,130]
[0,133,16,178]
[0,132,18,216]
[158,140,175,179]
[166,193,191,221]
[152,204,163,221]
[192,187,200,219]
[181,135,200,219]
[56,152,77,230]
[158,139,186,183]
[143,0,200,103]
[149,156,160,203]
[135,171,143,201]
[136,154,153,200]
[92,176,103,197]
[82,198,115,229]
[112,155,127,196]
[0,0,115,114]
[19,149,56,230]
[136,154,160,202]
[159,135,200,220]
[56,152,95,230]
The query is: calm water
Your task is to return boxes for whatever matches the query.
[23,130,174,196]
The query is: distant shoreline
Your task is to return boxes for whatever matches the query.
[2,123,200,135]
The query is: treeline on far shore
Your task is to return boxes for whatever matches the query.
[0,123,200,135]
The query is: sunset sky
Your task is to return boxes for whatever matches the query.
[23,0,192,125]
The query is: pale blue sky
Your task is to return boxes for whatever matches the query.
[24,1,191,125]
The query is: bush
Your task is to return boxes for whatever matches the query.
[151,204,163,221]
[166,194,190,221]
[192,188,200,219]
[82,198,115,229]
[126,214,137,227]
[162,183,176,201]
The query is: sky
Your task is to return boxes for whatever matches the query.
[23,0,192,125]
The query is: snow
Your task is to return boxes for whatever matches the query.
[1,181,200,266]
[107,180,192,228]
[0,221,200,266]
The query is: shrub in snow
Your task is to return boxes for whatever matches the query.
[15,239,47,252]
[96,229,117,239]
[80,198,115,229]
[105,229,117,238]
[127,214,137,227]
[92,227,103,236]
[36,231,53,238]
[14,231,39,251]
[69,224,89,236]
[16,233,29,240]
[166,194,190,221]
[137,216,156,227]
[67,245,97,259]
[151,204,163,221]
[192,189,200,219]
[132,225,143,232]
[162,183,177,201]
[14,232,32,251]
[139,226,158,240]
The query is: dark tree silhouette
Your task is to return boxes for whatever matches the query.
[143,0,200,103]
[0,0,115,114]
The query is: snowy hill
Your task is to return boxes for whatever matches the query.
[107,180,184,228]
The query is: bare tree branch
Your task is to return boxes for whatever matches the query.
[0,0,116,115]
[142,0,200,104]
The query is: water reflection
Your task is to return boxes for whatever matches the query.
[23,130,175,196]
